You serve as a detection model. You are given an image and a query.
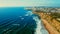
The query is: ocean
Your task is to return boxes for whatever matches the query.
[0,7,48,34]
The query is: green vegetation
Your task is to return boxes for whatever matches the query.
[51,12,60,18]
[50,12,60,22]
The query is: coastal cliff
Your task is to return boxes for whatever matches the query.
[33,11,60,34]
[25,7,60,34]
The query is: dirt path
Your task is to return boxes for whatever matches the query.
[42,19,60,34]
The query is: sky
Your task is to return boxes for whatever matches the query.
[0,0,60,7]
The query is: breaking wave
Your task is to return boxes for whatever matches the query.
[33,16,49,34]
[24,10,49,34]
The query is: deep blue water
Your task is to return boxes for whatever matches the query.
[0,7,37,34]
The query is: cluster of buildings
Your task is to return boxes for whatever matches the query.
[25,7,60,13]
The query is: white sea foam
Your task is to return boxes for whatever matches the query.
[33,16,49,34]
[25,11,49,34]
[25,11,33,16]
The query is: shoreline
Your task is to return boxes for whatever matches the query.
[33,11,60,34]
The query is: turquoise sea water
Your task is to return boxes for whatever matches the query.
[0,7,48,34]
[0,7,37,34]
